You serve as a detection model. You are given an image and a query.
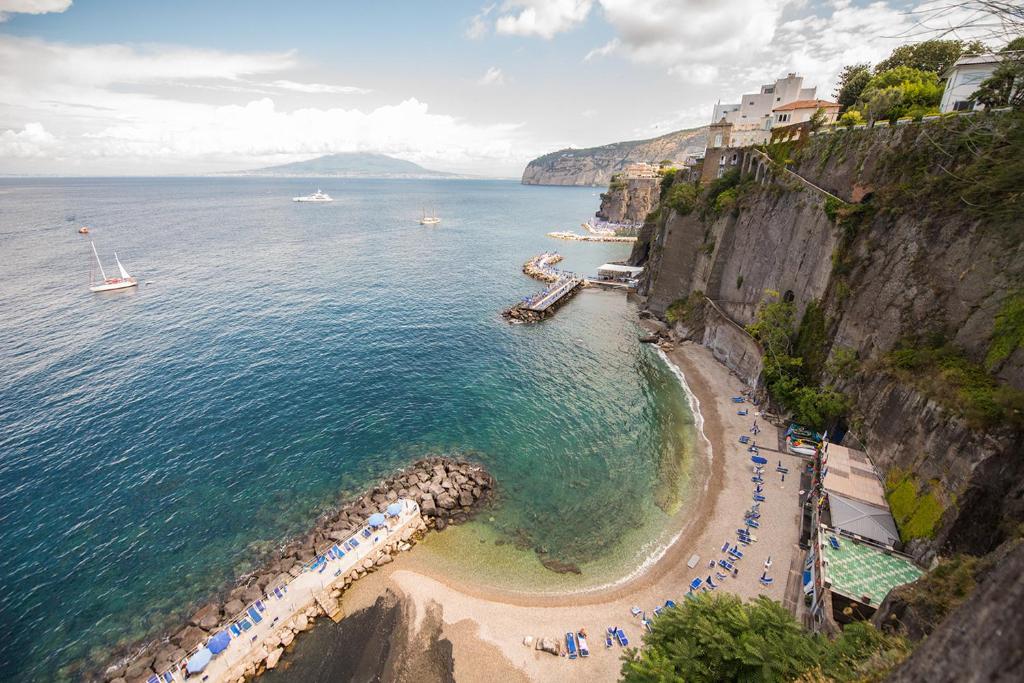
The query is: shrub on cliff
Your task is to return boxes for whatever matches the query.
[664,181,700,216]
[855,66,943,123]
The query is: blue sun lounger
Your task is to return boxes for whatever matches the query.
[239,618,252,631]
[333,544,344,557]
[274,587,283,599]
[230,623,241,637]
[746,519,760,528]
[653,606,663,618]
[350,538,360,547]
[718,559,735,572]
[728,547,744,560]
[689,577,703,591]
[247,606,263,624]
[605,629,614,648]
[163,673,174,683]
[752,476,763,483]
[739,435,750,444]
[565,632,578,659]
[361,528,372,538]
[732,397,745,403]
[829,535,841,550]
[706,576,719,589]
[665,600,676,609]
[737,409,748,415]
[256,600,266,612]
[147,675,159,683]
[615,628,629,646]
[753,494,766,502]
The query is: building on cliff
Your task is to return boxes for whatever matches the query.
[710,73,819,147]
[940,51,1023,112]
[772,99,840,127]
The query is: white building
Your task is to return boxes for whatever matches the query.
[712,73,818,146]
[940,52,1020,112]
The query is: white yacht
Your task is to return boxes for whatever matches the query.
[89,242,138,292]
[419,207,440,225]
[293,189,333,203]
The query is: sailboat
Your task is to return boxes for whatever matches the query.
[419,207,441,225]
[89,242,138,292]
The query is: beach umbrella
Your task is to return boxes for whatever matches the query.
[751,455,768,465]
[368,512,386,528]
[386,502,403,517]
[208,631,231,655]
[186,648,213,673]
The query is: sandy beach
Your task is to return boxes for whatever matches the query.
[311,341,807,682]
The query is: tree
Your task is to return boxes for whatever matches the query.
[621,594,824,683]
[874,39,988,75]
[809,107,829,132]
[838,110,865,128]
[856,67,943,122]
[834,64,872,111]
[972,36,1024,109]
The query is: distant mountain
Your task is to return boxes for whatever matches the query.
[522,126,708,186]
[234,152,459,178]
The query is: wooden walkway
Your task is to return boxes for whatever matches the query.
[525,277,583,312]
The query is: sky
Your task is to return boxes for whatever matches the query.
[0,0,997,176]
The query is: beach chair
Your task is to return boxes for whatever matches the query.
[737,409,748,416]
[752,476,764,484]
[247,606,263,624]
[605,629,614,648]
[361,528,372,538]
[239,619,252,631]
[689,577,703,592]
[343,541,351,551]
[653,606,663,618]
[718,559,735,572]
[565,632,578,659]
[642,619,653,633]
[230,623,241,637]
[760,575,774,586]
[753,494,766,502]
[274,587,283,599]
[829,536,841,550]
[333,544,344,557]
[739,435,750,444]
[746,519,760,529]
[728,547,744,560]
[147,675,159,683]
[350,538,360,547]
[630,606,641,616]
[706,576,719,589]
[665,600,676,609]
[616,628,629,646]
[732,397,745,403]
[722,541,731,552]
[163,673,174,683]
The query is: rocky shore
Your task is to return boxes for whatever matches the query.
[95,457,493,683]
[521,253,563,283]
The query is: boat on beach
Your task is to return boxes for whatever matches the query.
[89,242,137,292]
[293,189,333,202]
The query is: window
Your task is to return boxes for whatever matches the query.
[717,167,725,178]
[776,97,781,102]
[719,155,726,165]
[714,134,722,147]
[953,100,975,111]
[731,153,738,165]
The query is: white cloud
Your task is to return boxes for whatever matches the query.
[0,0,71,22]
[477,66,505,86]
[268,80,370,95]
[0,36,533,174]
[494,0,594,39]
[583,38,618,62]
[0,122,57,157]
[465,3,495,40]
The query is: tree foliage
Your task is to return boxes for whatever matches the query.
[838,110,865,128]
[856,67,943,122]
[972,41,1024,109]
[621,594,910,683]
[874,39,988,75]
[834,63,872,111]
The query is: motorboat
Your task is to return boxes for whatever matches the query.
[78,226,90,234]
[293,189,333,202]
[418,207,440,225]
[89,242,137,292]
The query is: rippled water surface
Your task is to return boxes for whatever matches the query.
[0,177,694,680]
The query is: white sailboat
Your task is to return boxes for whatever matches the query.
[419,207,440,225]
[89,242,138,292]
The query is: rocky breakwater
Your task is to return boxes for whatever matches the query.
[95,457,493,683]
[522,252,564,283]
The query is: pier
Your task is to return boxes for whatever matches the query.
[525,276,584,312]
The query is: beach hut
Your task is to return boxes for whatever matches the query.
[186,647,213,674]
[207,631,231,655]
[386,502,403,517]
[368,512,386,528]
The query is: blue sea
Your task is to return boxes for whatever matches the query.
[0,177,696,681]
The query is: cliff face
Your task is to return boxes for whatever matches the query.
[596,177,660,224]
[632,114,1024,561]
[522,127,706,186]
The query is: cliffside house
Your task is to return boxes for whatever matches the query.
[596,263,644,283]
[771,99,840,127]
[940,51,1022,112]
[710,73,819,147]
[623,162,660,179]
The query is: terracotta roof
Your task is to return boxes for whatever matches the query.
[773,99,840,112]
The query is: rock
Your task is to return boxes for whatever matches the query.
[459,491,474,507]
[280,630,295,647]
[104,664,127,679]
[266,647,283,670]
[362,558,374,570]
[523,636,535,648]
[109,678,126,683]
[124,659,154,682]
[386,489,398,501]
[473,486,482,499]
[189,602,221,628]
[288,565,303,578]
[428,483,445,498]
[257,573,275,589]
[242,585,264,603]
[376,554,394,566]
[329,529,350,541]
[294,614,311,631]
[437,493,456,510]
[420,495,437,516]
[539,556,582,574]
[434,517,448,531]
[175,625,206,651]
[264,633,281,649]
[224,599,245,616]
[537,637,561,656]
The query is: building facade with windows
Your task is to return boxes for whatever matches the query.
[711,73,818,146]
[940,52,1020,112]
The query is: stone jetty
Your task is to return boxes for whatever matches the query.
[95,457,493,683]
[546,230,636,243]
[522,252,564,283]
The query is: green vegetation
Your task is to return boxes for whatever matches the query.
[809,107,829,132]
[986,290,1024,370]
[874,39,988,76]
[621,593,909,683]
[834,63,872,112]
[703,168,743,216]
[886,553,984,636]
[664,180,701,216]
[665,292,704,327]
[886,334,1024,429]
[885,470,945,541]
[856,66,943,123]
[827,346,860,380]
[838,110,865,128]
[972,38,1024,110]
[608,174,627,192]
[747,297,850,430]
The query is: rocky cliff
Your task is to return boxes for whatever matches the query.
[634,109,1023,586]
[596,176,661,224]
[522,127,706,186]
[632,111,1024,675]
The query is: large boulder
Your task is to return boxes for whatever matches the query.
[224,599,245,616]
[174,625,206,651]
[437,493,456,510]
[189,603,221,628]
[459,490,474,508]
[537,637,561,656]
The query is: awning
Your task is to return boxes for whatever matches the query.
[208,631,230,655]
[386,502,403,517]
[368,513,386,527]
[186,648,213,673]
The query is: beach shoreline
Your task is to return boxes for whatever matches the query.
[316,341,805,681]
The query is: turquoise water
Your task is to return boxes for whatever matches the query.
[0,178,694,680]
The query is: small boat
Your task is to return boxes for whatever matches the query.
[577,630,589,657]
[419,207,440,225]
[89,242,138,292]
[78,226,90,234]
[293,188,333,202]
[565,631,578,659]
